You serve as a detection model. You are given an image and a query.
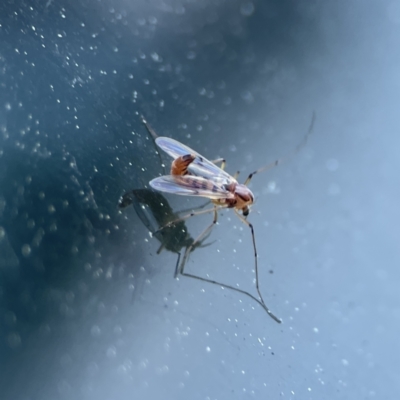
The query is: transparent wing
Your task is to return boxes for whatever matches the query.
[149,175,233,200]
[155,137,236,184]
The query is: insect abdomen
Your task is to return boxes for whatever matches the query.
[171,154,196,176]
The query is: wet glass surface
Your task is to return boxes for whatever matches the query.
[1,1,400,399]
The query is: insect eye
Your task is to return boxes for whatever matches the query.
[243,208,249,217]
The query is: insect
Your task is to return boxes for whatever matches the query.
[149,113,315,323]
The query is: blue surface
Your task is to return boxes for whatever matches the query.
[1,1,399,399]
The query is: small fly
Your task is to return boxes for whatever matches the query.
[148,113,315,323]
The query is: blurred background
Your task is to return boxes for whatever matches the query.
[1,0,399,399]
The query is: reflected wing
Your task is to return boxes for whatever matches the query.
[155,137,235,184]
[149,175,232,200]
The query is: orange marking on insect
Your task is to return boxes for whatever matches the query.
[171,154,196,176]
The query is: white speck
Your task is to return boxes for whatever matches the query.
[241,90,254,103]
[206,346,211,352]
[90,325,101,337]
[187,51,196,60]
[148,16,158,25]
[240,2,255,17]
[106,346,117,358]
[7,332,21,348]
[341,359,349,366]
[21,244,31,257]
[5,103,11,111]
[313,327,319,333]
[151,52,160,62]
[114,325,122,335]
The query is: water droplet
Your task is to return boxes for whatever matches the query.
[7,332,21,348]
[240,2,255,17]
[21,244,31,257]
[106,346,117,358]
[187,51,196,60]
[90,325,101,337]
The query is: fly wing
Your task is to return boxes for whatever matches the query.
[149,175,232,200]
[155,137,235,184]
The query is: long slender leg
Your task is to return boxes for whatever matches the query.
[176,207,218,277]
[177,199,210,215]
[181,269,281,322]
[234,209,281,323]
[244,111,316,186]
[178,209,281,322]
[154,206,223,234]
[212,158,240,180]
[212,158,240,181]
[210,158,225,169]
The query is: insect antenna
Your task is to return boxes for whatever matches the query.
[141,115,166,175]
[244,111,316,186]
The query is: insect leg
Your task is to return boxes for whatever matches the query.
[154,206,220,234]
[176,207,219,277]
[181,266,281,322]
[210,158,226,170]
[234,209,281,323]
[232,171,240,180]
[243,112,316,186]
[177,209,280,322]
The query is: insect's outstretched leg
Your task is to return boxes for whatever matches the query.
[180,268,281,323]
[176,207,219,277]
[234,209,281,323]
[210,158,226,170]
[154,206,221,235]
[173,251,182,279]
[177,200,210,215]
[177,208,281,322]
[244,111,316,186]
[212,158,240,180]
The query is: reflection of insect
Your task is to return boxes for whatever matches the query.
[118,188,212,272]
[149,113,315,323]
[119,117,212,277]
